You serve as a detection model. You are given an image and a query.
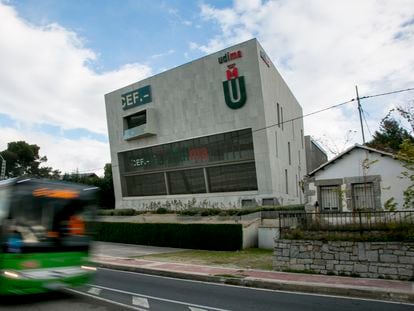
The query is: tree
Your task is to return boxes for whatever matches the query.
[101,163,115,209]
[376,103,414,208]
[366,118,413,153]
[397,139,414,209]
[62,163,115,209]
[0,141,60,178]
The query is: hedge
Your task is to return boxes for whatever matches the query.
[282,224,414,242]
[88,222,243,251]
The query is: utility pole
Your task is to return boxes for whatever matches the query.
[356,85,366,144]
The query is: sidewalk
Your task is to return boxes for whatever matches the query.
[91,254,414,304]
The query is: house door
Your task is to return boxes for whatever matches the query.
[320,185,340,211]
[352,183,374,210]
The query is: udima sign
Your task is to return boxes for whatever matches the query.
[222,64,247,109]
[218,50,242,64]
[121,85,152,110]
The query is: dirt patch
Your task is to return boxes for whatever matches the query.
[136,248,273,271]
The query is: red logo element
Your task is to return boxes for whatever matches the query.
[189,147,209,161]
[218,50,242,64]
[226,64,239,80]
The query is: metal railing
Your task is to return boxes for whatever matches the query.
[275,210,414,231]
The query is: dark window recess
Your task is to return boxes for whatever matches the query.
[262,198,276,206]
[288,142,291,165]
[207,162,258,193]
[285,169,288,194]
[126,110,147,129]
[125,173,166,196]
[168,169,206,195]
[241,199,256,207]
[120,128,254,173]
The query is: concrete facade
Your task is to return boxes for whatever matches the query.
[105,39,306,210]
[305,145,411,211]
[304,136,328,174]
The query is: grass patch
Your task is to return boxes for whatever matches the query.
[136,248,273,270]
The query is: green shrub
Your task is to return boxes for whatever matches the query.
[98,209,115,216]
[113,209,136,216]
[154,207,169,214]
[97,208,139,216]
[178,208,200,216]
[282,224,414,242]
[177,205,305,217]
[88,222,243,251]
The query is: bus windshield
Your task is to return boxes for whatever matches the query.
[1,179,97,253]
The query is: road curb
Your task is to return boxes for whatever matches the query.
[92,261,414,304]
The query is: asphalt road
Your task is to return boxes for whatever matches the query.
[0,290,129,311]
[76,267,414,311]
[1,268,413,310]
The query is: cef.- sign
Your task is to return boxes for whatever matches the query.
[122,85,152,110]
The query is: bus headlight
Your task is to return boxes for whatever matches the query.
[3,270,20,278]
[81,265,96,271]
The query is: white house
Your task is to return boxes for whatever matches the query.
[304,144,411,212]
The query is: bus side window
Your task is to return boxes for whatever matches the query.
[68,214,85,235]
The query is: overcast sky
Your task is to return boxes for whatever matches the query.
[0,0,413,175]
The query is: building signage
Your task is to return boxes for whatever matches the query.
[129,146,209,169]
[222,64,247,109]
[218,50,242,64]
[121,85,152,110]
[260,50,270,67]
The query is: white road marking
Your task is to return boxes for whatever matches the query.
[87,287,101,295]
[67,288,147,311]
[97,267,414,306]
[189,307,208,311]
[89,284,230,311]
[132,296,149,308]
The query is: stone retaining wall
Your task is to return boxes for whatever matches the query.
[274,240,414,280]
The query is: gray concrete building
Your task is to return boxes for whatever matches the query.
[304,136,328,174]
[105,39,306,210]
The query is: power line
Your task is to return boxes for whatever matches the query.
[253,98,357,134]
[359,87,414,100]
[253,86,414,134]
[361,108,373,138]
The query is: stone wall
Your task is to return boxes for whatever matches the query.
[274,240,414,280]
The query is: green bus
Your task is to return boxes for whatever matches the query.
[0,177,98,295]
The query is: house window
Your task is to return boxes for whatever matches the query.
[352,183,374,210]
[320,185,340,211]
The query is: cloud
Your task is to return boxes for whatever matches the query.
[150,49,176,60]
[0,125,109,175]
[194,0,414,155]
[0,3,152,134]
[0,3,152,174]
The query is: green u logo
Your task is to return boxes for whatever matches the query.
[223,77,247,109]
